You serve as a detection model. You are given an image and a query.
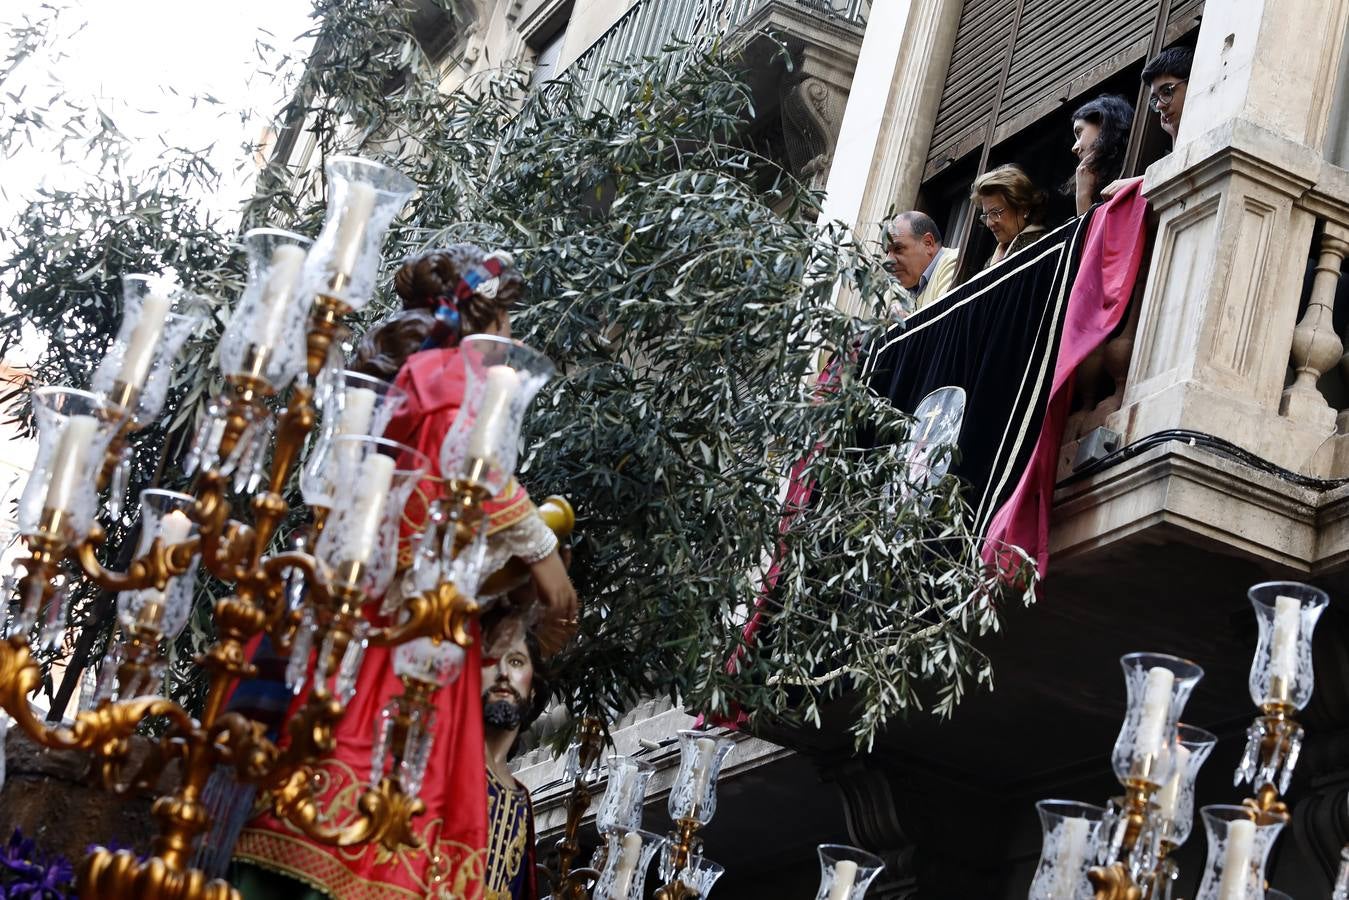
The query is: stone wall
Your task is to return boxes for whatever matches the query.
[0,729,156,867]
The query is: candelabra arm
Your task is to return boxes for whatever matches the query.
[306,296,350,380]
[76,526,202,593]
[367,581,481,649]
[259,550,329,643]
[0,635,194,757]
[1088,862,1143,900]
[267,384,315,497]
[189,472,254,584]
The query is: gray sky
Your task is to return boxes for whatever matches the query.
[1,0,317,364]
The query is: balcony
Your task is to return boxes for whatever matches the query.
[556,0,869,186]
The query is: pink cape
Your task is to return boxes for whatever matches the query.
[981,180,1151,577]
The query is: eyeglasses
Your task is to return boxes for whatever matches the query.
[1148,80,1186,111]
[977,206,1007,225]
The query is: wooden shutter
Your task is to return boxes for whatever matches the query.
[924,0,1206,178]
[924,0,1016,178]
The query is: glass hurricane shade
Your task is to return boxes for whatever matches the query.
[815,844,885,900]
[302,156,416,311]
[391,637,465,687]
[1246,581,1328,709]
[439,334,555,496]
[1194,806,1283,900]
[595,755,655,836]
[1155,723,1217,847]
[657,843,726,898]
[1110,652,1204,788]
[1027,801,1106,900]
[593,829,666,900]
[91,274,208,426]
[219,229,314,391]
[667,731,735,825]
[312,435,429,597]
[114,489,200,641]
[300,369,407,508]
[18,387,127,541]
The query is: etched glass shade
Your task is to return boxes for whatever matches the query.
[302,156,416,311]
[1110,653,1204,787]
[219,228,314,391]
[300,369,406,509]
[592,829,665,900]
[1246,581,1327,710]
[1028,801,1106,900]
[815,844,884,900]
[18,387,127,541]
[313,435,429,597]
[1155,724,1217,847]
[114,489,199,641]
[91,274,208,426]
[440,334,555,495]
[657,844,726,896]
[667,731,734,825]
[595,756,654,836]
[1194,806,1283,900]
[391,637,465,687]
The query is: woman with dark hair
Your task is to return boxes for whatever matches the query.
[233,244,576,900]
[1066,94,1135,214]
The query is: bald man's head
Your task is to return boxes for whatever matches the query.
[885,212,943,290]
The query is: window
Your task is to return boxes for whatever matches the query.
[530,26,568,88]
[918,0,1204,280]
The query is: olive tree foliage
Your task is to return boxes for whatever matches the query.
[0,4,247,704]
[1,0,1035,746]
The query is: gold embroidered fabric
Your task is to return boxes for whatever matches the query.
[482,768,532,900]
[235,759,487,900]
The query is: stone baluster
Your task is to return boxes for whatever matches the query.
[1095,287,1143,420]
[1282,226,1347,430]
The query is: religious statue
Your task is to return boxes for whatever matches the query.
[231,244,577,899]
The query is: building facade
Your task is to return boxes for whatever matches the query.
[396,0,1349,895]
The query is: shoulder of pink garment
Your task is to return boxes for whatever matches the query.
[400,346,468,413]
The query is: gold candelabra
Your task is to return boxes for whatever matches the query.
[1088,780,1153,900]
[1,293,501,900]
[653,817,705,900]
[540,716,606,900]
[0,156,580,900]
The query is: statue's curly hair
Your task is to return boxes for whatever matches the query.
[352,243,525,380]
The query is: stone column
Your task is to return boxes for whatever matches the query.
[1112,0,1349,475]
[815,0,963,314]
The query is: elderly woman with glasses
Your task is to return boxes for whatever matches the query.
[971,163,1048,269]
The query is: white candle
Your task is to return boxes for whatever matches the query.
[138,509,194,626]
[159,509,193,547]
[610,830,642,899]
[338,387,378,437]
[347,453,395,565]
[44,415,97,514]
[1050,818,1090,900]
[827,859,858,900]
[1135,666,1176,762]
[1155,744,1192,824]
[257,244,307,346]
[330,182,377,280]
[687,736,719,819]
[118,290,173,389]
[1268,595,1301,697]
[1217,818,1255,900]
[465,365,520,461]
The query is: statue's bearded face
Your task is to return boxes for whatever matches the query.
[481,635,533,731]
